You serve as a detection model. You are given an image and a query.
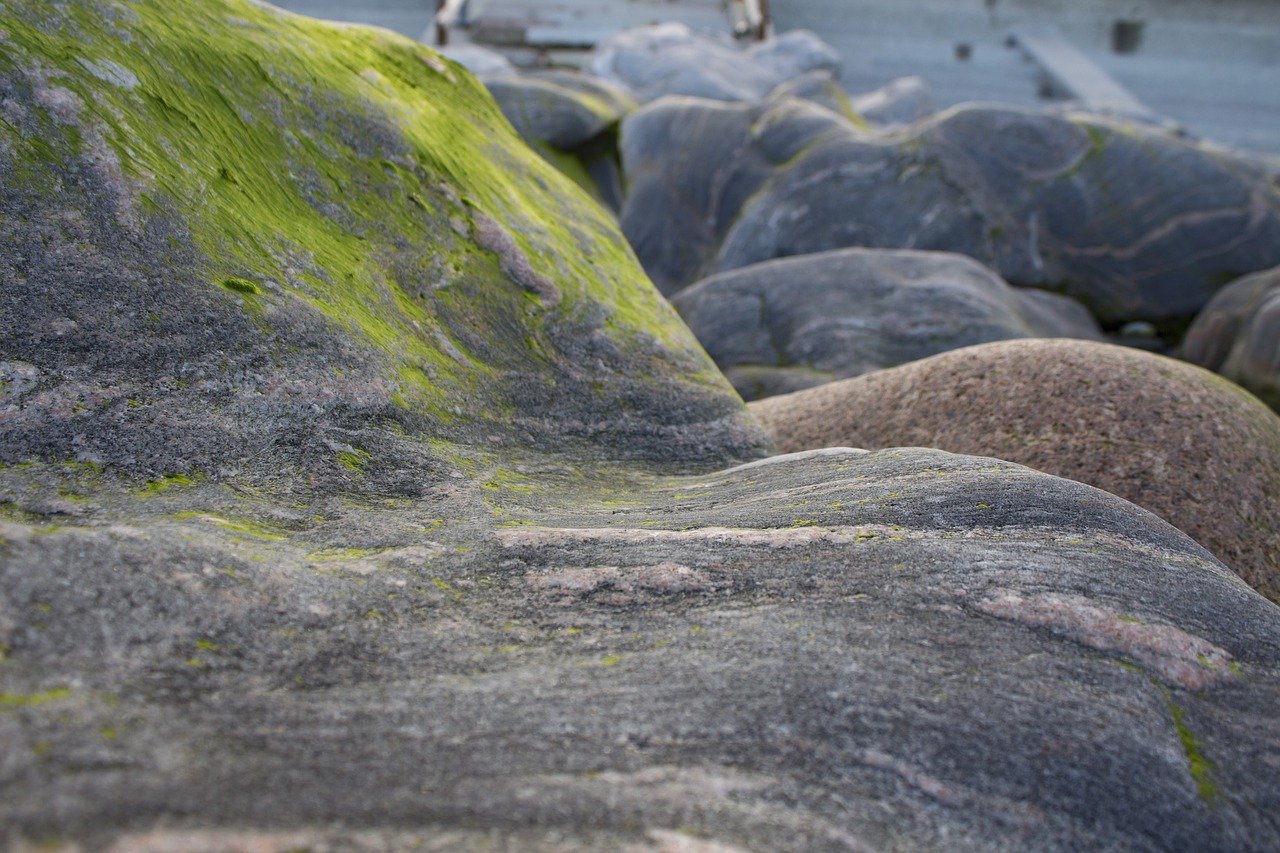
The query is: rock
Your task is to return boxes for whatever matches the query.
[7,445,1280,851]
[5,2,1280,850]
[622,100,1280,326]
[0,0,768,486]
[1180,265,1280,411]
[849,75,936,126]
[482,70,636,210]
[670,248,1102,399]
[618,95,858,294]
[749,338,1280,603]
[436,43,515,76]
[763,69,862,123]
[587,23,840,105]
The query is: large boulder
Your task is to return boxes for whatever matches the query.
[671,248,1102,400]
[749,338,1280,603]
[621,100,1280,331]
[0,0,759,481]
[620,94,859,294]
[1180,265,1280,411]
[587,23,840,105]
[4,2,1280,851]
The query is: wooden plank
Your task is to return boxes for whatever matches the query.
[1011,26,1157,120]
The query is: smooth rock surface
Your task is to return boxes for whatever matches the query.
[1180,265,1280,411]
[4,2,1280,851]
[621,99,1280,327]
[484,71,635,150]
[6,447,1280,851]
[671,248,1102,400]
[750,338,1280,603]
[587,23,840,105]
[437,42,515,76]
[850,75,936,126]
[619,94,857,294]
[482,70,636,210]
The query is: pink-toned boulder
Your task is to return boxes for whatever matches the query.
[749,338,1280,602]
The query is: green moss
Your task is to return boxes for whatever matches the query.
[306,547,380,561]
[221,276,259,294]
[336,449,371,471]
[1164,691,1219,805]
[0,688,71,708]
[136,472,201,495]
[173,512,287,540]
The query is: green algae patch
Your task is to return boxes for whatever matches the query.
[173,512,287,541]
[1163,690,1220,805]
[0,688,72,708]
[221,277,259,295]
[136,473,202,496]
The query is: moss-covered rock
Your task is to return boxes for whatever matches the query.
[0,0,767,492]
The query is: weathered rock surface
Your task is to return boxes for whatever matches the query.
[671,248,1102,400]
[621,100,1280,328]
[6,446,1280,851]
[1181,265,1280,411]
[750,339,1280,603]
[482,70,636,210]
[587,23,840,105]
[4,2,1280,852]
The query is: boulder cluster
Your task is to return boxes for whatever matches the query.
[2,3,1279,850]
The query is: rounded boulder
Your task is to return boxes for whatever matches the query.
[1180,265,1280,412]
[749,338,1280,602]
[672,248,1102,400]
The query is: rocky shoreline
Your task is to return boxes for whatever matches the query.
[2,3,1279,850]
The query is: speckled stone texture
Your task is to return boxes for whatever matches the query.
[750,338,1280,603]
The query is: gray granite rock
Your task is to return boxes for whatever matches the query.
[670,248,1102,399]
[6,447,1280,851]
[588,23,840,104]
[437,43,514,76]
[622,99,1280,328]
[484,71,635,150]
[619,94,859,294]
[1180,265,1280,411]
